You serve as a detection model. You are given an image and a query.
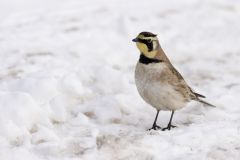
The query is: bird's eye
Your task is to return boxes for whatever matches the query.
[147,39,152,43]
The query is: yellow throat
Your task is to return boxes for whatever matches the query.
[136,42,158,58]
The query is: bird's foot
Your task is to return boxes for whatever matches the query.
[148,124,161,131]
[162,124,177,131]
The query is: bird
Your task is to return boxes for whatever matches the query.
[132,31,215,131]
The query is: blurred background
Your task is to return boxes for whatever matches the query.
[0,0,240,159]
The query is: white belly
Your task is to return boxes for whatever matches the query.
[135,62,187,111]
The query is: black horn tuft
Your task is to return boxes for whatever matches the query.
[140,31,157,37]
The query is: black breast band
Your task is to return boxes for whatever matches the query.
[139,54,163,64]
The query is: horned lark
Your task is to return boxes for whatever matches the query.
[133,31,215,131]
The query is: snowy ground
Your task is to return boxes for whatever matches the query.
[0,0,240,159]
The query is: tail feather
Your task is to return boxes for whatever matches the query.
[194,92,206,98]
[197,99,216,108]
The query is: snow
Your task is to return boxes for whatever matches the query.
[0,0,240,159]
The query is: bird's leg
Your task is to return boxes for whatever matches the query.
[162,111,177,131]
[149,110,161,130]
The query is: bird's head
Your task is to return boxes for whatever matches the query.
[132,32,159,58]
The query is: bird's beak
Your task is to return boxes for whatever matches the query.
[132,38,138,42]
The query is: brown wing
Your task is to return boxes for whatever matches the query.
[164,64,198,101]
[154,48,214,106]
[165,64,216,107]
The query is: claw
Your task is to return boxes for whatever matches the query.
[162,124,177,131]
[148,124,162,131]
